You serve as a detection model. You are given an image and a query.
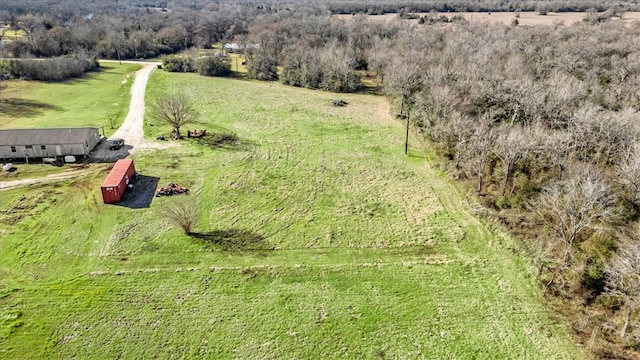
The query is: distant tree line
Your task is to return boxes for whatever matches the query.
[1,0,637,84]
[3,0,640,16]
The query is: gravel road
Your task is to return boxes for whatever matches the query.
[88,61,175,162]
[1,61,172,191]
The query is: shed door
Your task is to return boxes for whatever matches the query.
[55,145,62,156]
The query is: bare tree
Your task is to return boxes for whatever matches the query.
[532,126,573,175]
[105,30,127,64]
[385,55,423,117]
[385,55,423,154]
[615,145,640,205]
[159,197,199,235]
[494,124,533,196]
[150,93,197,139]
[367,38,394,83]
[17,14,43,43]
[605,224,640,341]
[533,166,616,265]
[459,114,496,193]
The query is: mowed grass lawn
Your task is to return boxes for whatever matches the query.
[0,61,139,133]
[0,70,586,359]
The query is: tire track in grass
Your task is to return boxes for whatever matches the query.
[374,97,586,359]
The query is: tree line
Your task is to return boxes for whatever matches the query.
[3,0,640,16]
[377,19,640,358]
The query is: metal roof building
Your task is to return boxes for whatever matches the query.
[0,127,102,160]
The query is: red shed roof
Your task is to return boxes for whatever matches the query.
[102,159,134,188]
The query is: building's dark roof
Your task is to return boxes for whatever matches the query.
[0,128,99,146]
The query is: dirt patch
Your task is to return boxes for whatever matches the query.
[192,229,267,251]
[0,171,85,192]
[0,189,59,224]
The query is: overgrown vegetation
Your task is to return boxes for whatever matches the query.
[162,53,232,77]
[0,55,98,81]
[376,18,640,357]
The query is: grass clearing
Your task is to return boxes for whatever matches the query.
[0,26,25,40]
[0,72,586,358]
[0,62,139,133]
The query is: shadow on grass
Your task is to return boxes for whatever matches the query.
[192,132,254,151]
[116,175,160,209]
[192,229,267,251]
[407,148,429,159]
[360,84,382,95]
[0,98,63,118]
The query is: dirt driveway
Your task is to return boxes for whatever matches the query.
[88,61,175,162]
[1,61,173,190]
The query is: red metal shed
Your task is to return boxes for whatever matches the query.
[101,159,136,204]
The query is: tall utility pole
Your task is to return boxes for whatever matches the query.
[134,38,138,58]
[404,110,410,155]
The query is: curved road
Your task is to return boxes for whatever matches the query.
[1,61,165,191]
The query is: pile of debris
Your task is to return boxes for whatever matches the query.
[187,129,207,138]
[155,183,189,197]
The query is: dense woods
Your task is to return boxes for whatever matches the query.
[1,0,639,357]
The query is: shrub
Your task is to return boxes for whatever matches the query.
[162,55,195,72]
[196,54,231,77]
[321,70,362,93]
[247,54,278,81]
[0,56,98,81]
[595,294,623,311]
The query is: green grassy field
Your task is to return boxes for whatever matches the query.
[0,62,138,133]
[0,71,587,358]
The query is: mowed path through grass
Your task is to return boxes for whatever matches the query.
[0,72,586,359]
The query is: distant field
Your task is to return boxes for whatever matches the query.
[0,72,586,358]
[0,62,139,133]
[335,11,640,26]
[0,25,25,41]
